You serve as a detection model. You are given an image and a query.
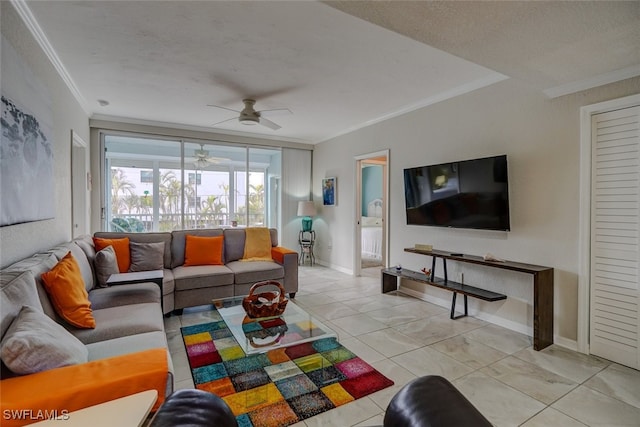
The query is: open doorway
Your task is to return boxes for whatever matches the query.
[354,150,389,276]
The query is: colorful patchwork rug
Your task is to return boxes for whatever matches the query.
[181,309,394,427]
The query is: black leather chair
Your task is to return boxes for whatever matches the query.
[383,375,492,427]
[148,389,237,427]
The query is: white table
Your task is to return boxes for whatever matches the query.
[29,390,158,426]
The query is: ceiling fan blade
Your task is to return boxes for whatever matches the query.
[258,116,281,131]
[259,108,292,117]
[207,104,240,114]
[211,117,239,127]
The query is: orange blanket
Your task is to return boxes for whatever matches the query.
[0,348,168,427]
[242,227,273,261]
[271,246,297,264]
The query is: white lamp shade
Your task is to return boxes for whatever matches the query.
[297,201,317,217]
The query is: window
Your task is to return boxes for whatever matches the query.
[103,134,281,232]
[140,170,153,183]
[187,172,201,185]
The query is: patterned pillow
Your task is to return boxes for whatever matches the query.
[0,306,88,375]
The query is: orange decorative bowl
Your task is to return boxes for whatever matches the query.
[242,280,288,318]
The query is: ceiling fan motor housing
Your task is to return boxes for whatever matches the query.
[240,99,259,125]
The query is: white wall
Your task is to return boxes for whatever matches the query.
[0,3,90,268]
[313,77,640,345]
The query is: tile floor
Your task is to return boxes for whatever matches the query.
[164,265,640,427]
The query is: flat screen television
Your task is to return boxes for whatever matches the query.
[403,155,510,231]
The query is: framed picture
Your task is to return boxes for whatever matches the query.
[322,177,336,206]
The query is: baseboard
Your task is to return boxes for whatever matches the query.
[399,286,583,352]
[314,259,353,275]
[398,286,533,337]
[553,336,579,352]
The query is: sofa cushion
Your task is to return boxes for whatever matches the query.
[171,229,223,268]
[48,242,95,291]
[223,229,246,262]
[73,234,95,256]
[41,252,96,329]
[95,232,173,269]
[86,331,168,361]
[95,245,120,287]
[0,271,43,339]
[73,235,96,273]
[68,302,164,345]
[1,306,88,375]
[241,227,273,261]
[184,235,224,266]
[3,253,62,323]
[94,237,131,273]
[89,282,161,310]
[223,228,278,262]
[130,241,165,272]
[172,265,234,291]
[226,260,284,285]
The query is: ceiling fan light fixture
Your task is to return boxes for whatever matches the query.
[239,116,259,126]
[194,158,209,169]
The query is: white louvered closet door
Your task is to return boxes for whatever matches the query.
[590,106,640,369]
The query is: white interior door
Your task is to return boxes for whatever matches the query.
[71,130,90,237]
[589,106,640,368]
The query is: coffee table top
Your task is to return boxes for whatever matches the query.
[213,296,336,355]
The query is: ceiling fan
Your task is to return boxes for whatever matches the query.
[208,99,292,130]
[191,144,228,169]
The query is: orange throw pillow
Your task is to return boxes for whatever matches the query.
[93,237,130,273]
[184,235,224,266]
[41,252,96,329]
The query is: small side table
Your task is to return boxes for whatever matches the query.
[298,230,316,266]
[106,270,164,311]
[29,389,157,427]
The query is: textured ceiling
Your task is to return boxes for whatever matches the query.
[326,1,640,91]
[19,1,640,144]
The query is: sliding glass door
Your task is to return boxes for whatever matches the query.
[103,134,281,232]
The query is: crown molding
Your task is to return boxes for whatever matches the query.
[90,114,314,149]
[11,0,91,115]
[316,72,509,144]
[543,64,640,99]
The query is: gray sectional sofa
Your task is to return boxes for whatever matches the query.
[0,235,173,421]
[0,227,297,421]
[94,227,299,314]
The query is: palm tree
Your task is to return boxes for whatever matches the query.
[122,194,139,214]
[201,195,227,225]
[158,170,183,230]
[248,183,265,225]
[159,171,181,214]
[111,168,135,214]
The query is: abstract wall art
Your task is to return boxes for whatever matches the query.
[1,95,55,226]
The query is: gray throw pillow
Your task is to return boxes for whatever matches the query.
[129,241,165,272]
[0,305,88,375]
[95,245,119,287]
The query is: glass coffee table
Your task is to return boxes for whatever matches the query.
[212,296,336,355]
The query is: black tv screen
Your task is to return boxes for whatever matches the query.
[404,155,510,231]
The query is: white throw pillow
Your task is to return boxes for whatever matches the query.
[0,305,88,375]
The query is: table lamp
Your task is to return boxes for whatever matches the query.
[297,201,317,232]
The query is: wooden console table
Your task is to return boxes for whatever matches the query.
[382,248,554,351]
